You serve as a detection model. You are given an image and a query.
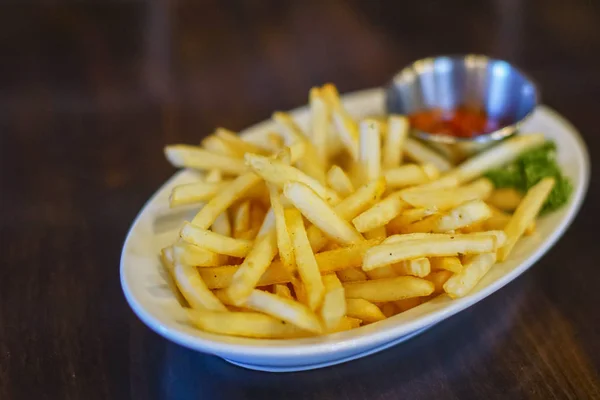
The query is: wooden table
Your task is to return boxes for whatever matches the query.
[1,1,599,398]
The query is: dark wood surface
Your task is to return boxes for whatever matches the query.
[1,1,599,399]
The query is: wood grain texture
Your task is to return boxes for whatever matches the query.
[1,0,599,399]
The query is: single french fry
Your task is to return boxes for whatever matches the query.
[444,133,546,184]
[444,253,497,298]
[380,302,398,318]
[172,241,223,267]
[364,226,387,241]
[197,262,291,290]
[286,208,325,311]
[319,275,346,330]
[274,283,293,299]
[315,239,381,274]
[190,172,262,229]
[257,208,275,238]
[427,270,454,293]
[352,194,404,232]
[383,115,409,168]
[169,181,228,207]
[498,177,555,261]
[392,258,431,278]
[245,153,338,203]
[284,181,363,245]
[214,289,322,333]
[336,267,369,282]
[232,201,251,238]
[430,256,463,273]
[332,111,359,160]
[365,265,397,279]
[330,316,362,332]
[160,247,187,306]
[327,165,355,197]
[344,276,434,302]
[487,188,523,212]
[394,297,421,312]
[164,144,248,175]
[400,178,494,210]
[403,200,492,233]
[483,205,536,235]
[387,207,439,234]
[363,234,500,271]
[384,164,439,189]
[345,298,386,323]
[225,230,279,305]
[187,309,311,338]
[202,135,243,158]
[383,231,506,247]
[309,87,329,163]
[215,128,268,155]
[404,138,452,172]
[180,222,253,257]
[269,185,295,272]
[173,262,228,311]
[357,119,381,185]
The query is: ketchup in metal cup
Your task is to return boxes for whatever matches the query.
[408,106,508,138]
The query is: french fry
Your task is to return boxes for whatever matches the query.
[336,267,368,283]
[269,186,295,272]
[245,153,339,203]
[483,205,536,235]
[257,208,275,238]
[173,262,228,311]
[225,230,279,305]
[164,144,248,175]
[357,119,381,185]
[392,258,431,278]
[330,316,362,332]
[309,87,329,163]
[187,309,311,338]
[430,256,463,273]
[190,172,262,229]
[215,128,268,155]
[160,247,187,306]
[327,165,355,197]
[394,297,421,312]
[444,253,497,298]
[402,199,492,233]
[345,298,386,323]
[498,177,555,261]
[319,275,346,331]
[404,138,452,172]
[204,170,232,237]
[387,207,439,234]
[384,164,439,189]
[172,241,223,267]
[364,226,387,241]
[363,234,500,271]
[315,239,381,274]
[274,283,293,299]
[286,208,325,311]
[344,276,434,302]
[365,265,398,279]
[202,135,243,158]
[284,181,363,245]
[214,289,322,333]
[400,178,494,210]
[487,188,524,212]
[380,302,398,317]
[427,270,453,293]
[180,222,253,257]
[232,201,251,238]
[169,181,228,208]
[352,194,404,233]
[383,115,409,168]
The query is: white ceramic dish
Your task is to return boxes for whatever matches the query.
[120,88,589,373]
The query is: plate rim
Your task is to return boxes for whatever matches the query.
[120,89,590,362]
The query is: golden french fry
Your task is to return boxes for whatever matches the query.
[332,110,359,160]
[384,164,439,189]
[169,181,228,208]
[214,289,322,333]
[319,275,346,330]
[400,178,493,210]
[392,258,431,277]
[345,298,386,323]
[160,247,187,306]
[363,233,500,271]
[383,115,409,168]
[327,165,355,197]
[498,177,555,261]
[336,267,368,282]
[180,222,253,257]
[202,135,243,158]
[330,316,362,332]
[245,153,338,203]
[430,256,463,273]
[232,201,251,238]
[352,194,404,233]
[284,181,363,245]
[444,253,497,298]
[403,199,492,233]
[315,240,381,274]
[403,138,452,172]
[387,207,439,234]
[286,208,325,311]
[344,276,434,302]
[357,119,381,185]
[257,208,275,238]
[274,283,293,299]
[380,302,398,317]
[269,186,295,272]
[190,172,262,229]
[173,262,227,311]
[394,297,421,312]
[309,87,329,163]
[486,188,523,211]
[225,230,279,305]
[483,205,536,235]
[164,144,248,175]
[172,241,223,267]
[215,128,268,155]
[212,212,231,237]
[427,270,454,293]
[321,83,343,110]
[364,226,387,240]
[444,133,546,184]
[365,265,397,279]
[187,309,311,338]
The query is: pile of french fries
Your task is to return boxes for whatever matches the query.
[160,84,555,339]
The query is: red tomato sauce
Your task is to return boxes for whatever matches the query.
[408,106,508,138]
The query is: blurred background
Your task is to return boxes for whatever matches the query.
[1,1,599,399]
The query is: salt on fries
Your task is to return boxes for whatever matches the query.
[161,84,556,339]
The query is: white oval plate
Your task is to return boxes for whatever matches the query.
[121,88,589,373]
